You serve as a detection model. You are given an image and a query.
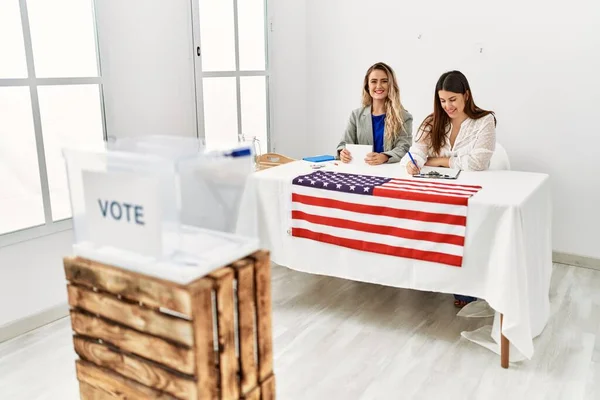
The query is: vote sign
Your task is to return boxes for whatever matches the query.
[82,170,163,257]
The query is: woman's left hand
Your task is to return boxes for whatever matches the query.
[365,152,389,165]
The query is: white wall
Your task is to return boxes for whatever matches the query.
[268,0,309,159]
[94,0,198,139]
[272,0,600,259]
[0,231,72,327]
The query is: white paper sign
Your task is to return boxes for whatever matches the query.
[345,144,372,165]
[82,170,162,257]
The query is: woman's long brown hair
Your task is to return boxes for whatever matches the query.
[418,70,496,155]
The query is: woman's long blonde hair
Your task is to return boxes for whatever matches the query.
[361,62,405,142]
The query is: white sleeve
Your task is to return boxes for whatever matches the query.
[449,115,496,171]
[399,125,430,168]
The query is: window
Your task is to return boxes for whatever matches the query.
[0,0,105,245]
[194,0,270,152]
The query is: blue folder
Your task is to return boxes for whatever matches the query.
[302,155,336,162]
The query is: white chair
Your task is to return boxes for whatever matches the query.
[489,142,510,170]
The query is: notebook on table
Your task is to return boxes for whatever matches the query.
[302,155,336,162]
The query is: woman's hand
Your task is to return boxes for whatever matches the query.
[340,148,352,163]
[365,152,389,165]
[406,162,420,175]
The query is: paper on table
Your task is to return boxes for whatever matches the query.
[345,144,373,165]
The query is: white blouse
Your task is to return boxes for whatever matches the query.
[400,114,496,171]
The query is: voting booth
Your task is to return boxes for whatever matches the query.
[61,136,275,399]
[62,136,259,282]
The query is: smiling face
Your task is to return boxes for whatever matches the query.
[367,69,389,101]
[438,90,467,119]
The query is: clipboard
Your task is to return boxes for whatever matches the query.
[413,166,461,179]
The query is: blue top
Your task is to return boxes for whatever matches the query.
[372,114,386,153]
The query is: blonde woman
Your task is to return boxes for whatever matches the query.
[337,62,413,165]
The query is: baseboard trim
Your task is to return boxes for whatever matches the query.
[0,302,69,344]
[553,251,600,271]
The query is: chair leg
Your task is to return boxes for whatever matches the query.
[501,313,509,368]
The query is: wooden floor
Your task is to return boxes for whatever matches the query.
[0,262,598,399]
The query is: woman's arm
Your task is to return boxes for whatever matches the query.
[449,115,496,171]
[383,112,413,163]
[336,111,359,158]
[399,124,430,168]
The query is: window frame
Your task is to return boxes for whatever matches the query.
[0,0,106,247]
[191,0,272,152]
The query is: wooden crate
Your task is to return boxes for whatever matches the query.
[63,251,275,400]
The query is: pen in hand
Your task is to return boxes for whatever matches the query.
[407,151,420,174]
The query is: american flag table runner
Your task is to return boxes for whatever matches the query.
[290,170,482,267]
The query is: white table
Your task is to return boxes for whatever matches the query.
[237,161,553,367]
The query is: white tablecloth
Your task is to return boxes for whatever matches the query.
[237,161,552,361]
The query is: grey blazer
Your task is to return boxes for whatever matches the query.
[336,106,413,163]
